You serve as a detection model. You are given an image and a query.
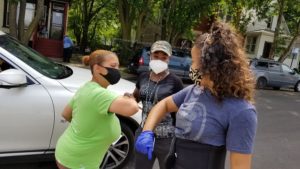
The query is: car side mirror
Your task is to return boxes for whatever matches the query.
[293,68,299,74]
[0,69,27,88]
[289,70,296,75]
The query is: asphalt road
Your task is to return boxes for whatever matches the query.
[251,88,300,169]
[2,86,300,169]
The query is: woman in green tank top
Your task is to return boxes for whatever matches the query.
[55,50,139,169]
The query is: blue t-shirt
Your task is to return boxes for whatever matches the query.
[172,85,257,154]
[63,36,73,48]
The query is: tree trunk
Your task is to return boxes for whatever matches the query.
[135,11,147,41]
[161,15,167,40]
[80,0,89,52]
[233,7,242,32]
[81,23,89,52]
[268,0,285,59]
[122,25,132,41]
[135,0,149,42]
[278,21,300,62]
[22,0,44,44]
[160,0,169,40]
[8,2,18,38]
[90,21,99,44]
[118,0,132,41]
[18,0,26,43]
[277,35,299,62]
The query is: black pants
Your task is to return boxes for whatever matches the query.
[63,47,72,62]
[174,138,226,169]
[134,128,172,169]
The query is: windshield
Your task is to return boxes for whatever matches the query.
[0,35,72,79]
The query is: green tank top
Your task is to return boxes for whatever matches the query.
[55,81,120,169]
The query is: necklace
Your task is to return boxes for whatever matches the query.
[141,72,163,126]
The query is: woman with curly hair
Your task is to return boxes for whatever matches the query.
[135,21,257,169]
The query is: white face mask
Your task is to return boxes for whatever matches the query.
[149,60,168,74]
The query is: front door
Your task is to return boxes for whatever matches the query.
[262,42,272,58]
[268,62,283,86]
[50,2,65,40]
[0,56,54,153]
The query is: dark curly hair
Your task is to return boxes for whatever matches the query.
[195,21,255,103]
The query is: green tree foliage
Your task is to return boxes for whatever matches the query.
[68,0,113,52]
[217,0,251,35]
[116,0,157,65]
[268,0,285,59]
[256,0,300,62]
[159,0,217,44]
[117,0,156,42]
[216,0,273,36]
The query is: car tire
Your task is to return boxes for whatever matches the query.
[256,77,267,89]
[294,81,300,92]
[273,87,280,90]
[100,122,134,169]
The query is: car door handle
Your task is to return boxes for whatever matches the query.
[60,119,67,123]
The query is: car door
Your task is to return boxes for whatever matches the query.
[168,50,188,78]
[281,64,298,86]
[0,56,54,153]
[268,62,283,86]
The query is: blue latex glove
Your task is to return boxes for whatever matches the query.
[135,130,155,160]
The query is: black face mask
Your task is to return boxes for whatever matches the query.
[100,67,121,85]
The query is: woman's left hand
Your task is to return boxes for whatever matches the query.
[135,130,155,160]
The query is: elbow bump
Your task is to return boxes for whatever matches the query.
[128,103,139,116]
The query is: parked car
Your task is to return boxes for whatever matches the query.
[127,47,192,80]
[250,58,300,92]
[0,31,141,169]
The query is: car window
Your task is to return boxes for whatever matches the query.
[0,55,35,85]
[172,50,190,58]
[282,64,293,73]
[268,62,281,72]
[255,61,268,69]
[0,35,72,79]
[0,57,11,72]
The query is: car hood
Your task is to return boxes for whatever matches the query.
[57,66,136,94]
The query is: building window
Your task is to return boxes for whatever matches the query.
[266,17,273,29]
[4,1,35,28]
[246,36,257,53]
[4,0,47,29]
[23,3,36,28]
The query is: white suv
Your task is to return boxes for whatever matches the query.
[0,31,141,169]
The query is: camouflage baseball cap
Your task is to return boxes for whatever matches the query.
[150,40,172,56]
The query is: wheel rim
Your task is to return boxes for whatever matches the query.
[100,132,130,169]
[257,78,266,89]
[297,83,300,91]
